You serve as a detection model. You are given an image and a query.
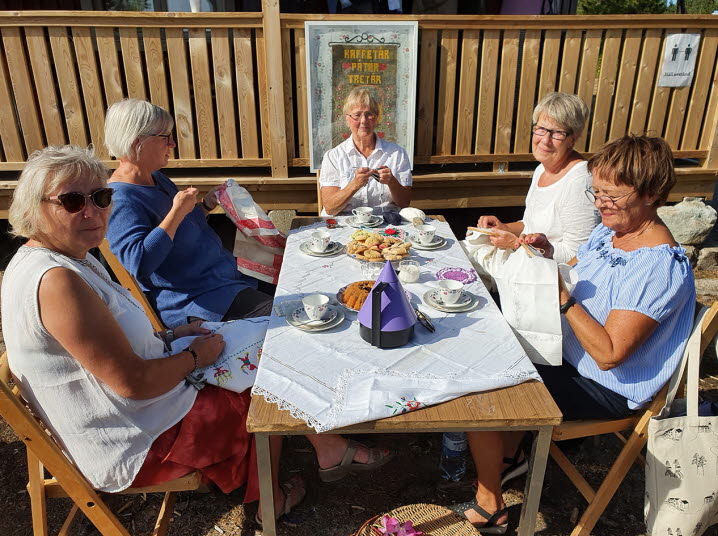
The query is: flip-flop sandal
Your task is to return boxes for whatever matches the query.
[449,500,509,534]
[317,438,394,483]
[472,432,532,491]
[255,474,306,528]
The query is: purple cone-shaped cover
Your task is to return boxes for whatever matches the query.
[358,261,416,332]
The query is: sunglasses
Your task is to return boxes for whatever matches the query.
[42,188,114,213]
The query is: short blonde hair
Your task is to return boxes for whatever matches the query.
[104,98,173,161]
[9,145,109,239]
[588,135,675,207]
[343,88,379,116]
[532,92,589,138]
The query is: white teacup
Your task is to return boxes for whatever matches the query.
[310,230,331,252]
[415,224,436,245]
[352,206,373,223]
[438,280,464,305]
[302,294,330,321]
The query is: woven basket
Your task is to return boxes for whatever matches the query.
[353,503,479,536]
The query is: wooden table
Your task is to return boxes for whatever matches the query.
[247,216,562,536]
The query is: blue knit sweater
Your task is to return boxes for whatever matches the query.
[106,172,256,328]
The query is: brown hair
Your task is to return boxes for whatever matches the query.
[587,135,676,207]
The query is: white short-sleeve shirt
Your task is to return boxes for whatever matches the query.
[319,136,412,215]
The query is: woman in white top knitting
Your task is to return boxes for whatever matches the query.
[467,92,598,288]
[0,146,304,522]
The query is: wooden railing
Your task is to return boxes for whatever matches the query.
[0,11,717,214]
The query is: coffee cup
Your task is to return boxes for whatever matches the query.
[310,230,331,252]
[352,207,373,223]
[302,294,330,321]
[438,280,464,305]
[415,224,436,245]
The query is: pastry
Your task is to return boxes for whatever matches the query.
[342,280,374,310]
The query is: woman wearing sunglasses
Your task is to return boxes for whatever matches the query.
[466,92,598,291]
[103,98,272,329]
[456,135,695,532]
[319,87,412,215]
[1,145,306,517]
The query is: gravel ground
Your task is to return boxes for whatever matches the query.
[1,237,717,536]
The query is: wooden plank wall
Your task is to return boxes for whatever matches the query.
[0,12,717,212]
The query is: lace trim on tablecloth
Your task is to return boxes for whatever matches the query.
[251,384,326,432]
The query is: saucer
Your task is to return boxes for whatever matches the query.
[286,306,344,331]
[346,215,383,228]
[422,289,478,313]
[299,241,343,257]
[409,236,446,250]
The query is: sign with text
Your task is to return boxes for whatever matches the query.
[305,21,418,172]
[658,33,701,87]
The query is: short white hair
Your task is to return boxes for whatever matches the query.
[9,145,109,239]
[104,98,174,161]
[532,92,589,138]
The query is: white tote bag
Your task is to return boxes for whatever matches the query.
[171,318,269,394]
[461,230,512,292]
[645,307,718,536]
[494,246,563,366]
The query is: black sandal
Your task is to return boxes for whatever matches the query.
[451,500,509,534]
[500,432,532,486]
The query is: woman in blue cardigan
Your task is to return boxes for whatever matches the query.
[104,99,273,329]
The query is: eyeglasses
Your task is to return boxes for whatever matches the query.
[346,112,377,121]
[42,188,114,213]
[584,189,635,208]
[149,133,174,144]
[532,125,570,141]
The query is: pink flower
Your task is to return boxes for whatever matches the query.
[377,516,401,534]
[398,521,423,536]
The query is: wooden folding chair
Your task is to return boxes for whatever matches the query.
[0,352,201,536]
[549,301,718,536]
[98,238,165,331]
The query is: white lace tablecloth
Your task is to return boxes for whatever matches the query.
[252,217,541,432]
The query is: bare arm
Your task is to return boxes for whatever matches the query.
[558,283,658,370]
[321,167,372,215]
[39,267,224,400]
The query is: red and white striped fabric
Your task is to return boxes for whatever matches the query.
[216,179,286,284]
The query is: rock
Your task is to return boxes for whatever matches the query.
[658,197,717,245]
[697,247,718,271]
[684,245,697,266]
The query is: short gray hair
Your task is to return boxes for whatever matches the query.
[343,88,379,116]
[9,145,109,239]
[532,92,589,138]
[104,98,174,161]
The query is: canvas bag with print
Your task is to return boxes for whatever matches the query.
[645,306,718,536]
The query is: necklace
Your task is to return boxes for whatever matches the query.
[27,244,145,314]
[612,222,656,249]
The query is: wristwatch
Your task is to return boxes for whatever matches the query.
[560,296,577,315]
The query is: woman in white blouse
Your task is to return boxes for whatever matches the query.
[319,88,412,215]
[476,92,598,263]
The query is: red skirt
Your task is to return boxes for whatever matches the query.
[131,385,259,502]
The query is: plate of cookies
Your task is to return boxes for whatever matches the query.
[345,229,412,263]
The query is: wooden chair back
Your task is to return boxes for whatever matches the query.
[316,170,323,215]
[98,239,165,331]
[549,300,718,536]
[0,352,200,536]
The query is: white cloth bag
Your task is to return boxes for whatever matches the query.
[461,230,512,292]
[645,307,718,536]
[494,247,563,366]
[171,318,269,393]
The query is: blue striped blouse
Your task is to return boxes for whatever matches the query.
[562,224,696,409]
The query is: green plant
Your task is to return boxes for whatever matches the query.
[105,0,149,10]
[578,0,669,14]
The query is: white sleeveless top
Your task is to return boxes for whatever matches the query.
[1,246,197,492]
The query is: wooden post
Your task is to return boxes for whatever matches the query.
[262,0,289,178]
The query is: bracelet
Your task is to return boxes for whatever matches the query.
[201,197,214,211]
[184,347,199,372]
[560,296,577,315]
